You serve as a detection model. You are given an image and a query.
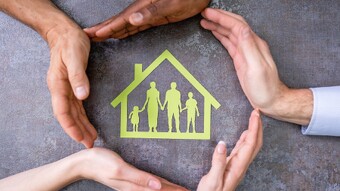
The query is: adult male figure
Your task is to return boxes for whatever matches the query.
[0,0,210,148]
[182,92,200,133]
[163,82,182,132]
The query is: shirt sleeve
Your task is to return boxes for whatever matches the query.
[301,86,340,136]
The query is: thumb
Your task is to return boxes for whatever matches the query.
[63,48,90,100]
[207,141,227,181]
[120,164,162,190]
[129,1,171,26]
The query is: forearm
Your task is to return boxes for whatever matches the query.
[262,88,313,126]
[0,153,82,191]
[0,0,79,41]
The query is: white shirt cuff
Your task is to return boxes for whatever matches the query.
[302,86,340,136]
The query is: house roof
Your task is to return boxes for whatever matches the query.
[111,50,221,109]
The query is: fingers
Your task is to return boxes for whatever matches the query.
[50,87,84,142]
[83,19,114,38]
[129,0,173,26]
[251,109,263,160]
[205,141,227,189]
[116,164,162,190]
[211,31,237,57]
[50,91,96,148]
[106,179,158,191]
[160,181,189,191]
[86,0,152,40]
[75,99,98,147]
[201,8,247,37]
[245,110,261,146]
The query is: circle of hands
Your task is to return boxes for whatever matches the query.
[22,0,289,190]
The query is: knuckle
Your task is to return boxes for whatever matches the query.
[112,165,123,178]
[239,24,251,34]
[70,71,86,83]
[146,2,158,16]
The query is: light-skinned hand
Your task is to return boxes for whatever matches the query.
[0,147,188,191]
[200,8,313,125]
[77,148,188,191]
[197,109,263,191]
[46,25,97,148]
[84,0,210,41]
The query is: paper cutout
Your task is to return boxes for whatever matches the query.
[111,50,220,140]
[141,81,162,132]
[163,82,182,132]
[182,92,200,133]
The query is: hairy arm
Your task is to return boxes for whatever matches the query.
[0,0,97,147]
[0,0,78,40]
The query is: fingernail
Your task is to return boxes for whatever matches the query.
[217,141,226,154]
[131,12,143,23]
[148,179,161,190]
[76,86,87,99]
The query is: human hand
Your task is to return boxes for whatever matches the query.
[201,8,286,115]
[77,147,188,191]
[197,109,263,191]
[0,147,188,190]
[84,0,210,41]
[200,8,313,125]
[46,25,97,148]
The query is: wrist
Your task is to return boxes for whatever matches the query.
[68,150,90,180]
[45,19,82,46]
[71,149,97,180]
[60,151,86,182]
[261,87,313,125]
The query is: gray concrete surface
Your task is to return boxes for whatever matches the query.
[0,0,339,190]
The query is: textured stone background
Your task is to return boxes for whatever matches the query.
[0,0,339,190]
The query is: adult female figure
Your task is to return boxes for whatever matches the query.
[142,81,162,132]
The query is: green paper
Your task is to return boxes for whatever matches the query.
[111,50,220,140]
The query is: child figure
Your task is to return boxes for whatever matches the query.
[129,106,143,132]
[181,92,199,133]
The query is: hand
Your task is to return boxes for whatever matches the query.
[0,147,188,191]
[197,110,263,191]
[46,25,97,148]
[77,148,188,191]
[84,0,210,41]
[200,8,313,125]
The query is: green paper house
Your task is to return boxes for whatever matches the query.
[111,50,220,140]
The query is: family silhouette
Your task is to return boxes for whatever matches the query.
[129,81,200,133]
